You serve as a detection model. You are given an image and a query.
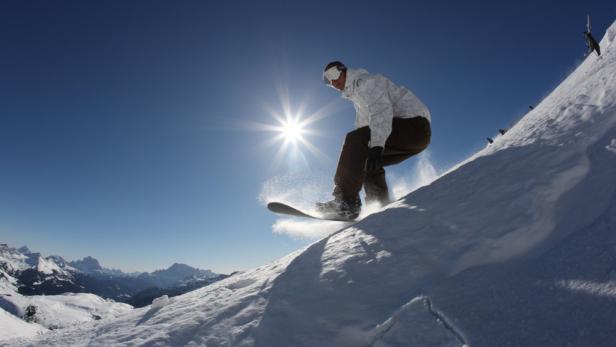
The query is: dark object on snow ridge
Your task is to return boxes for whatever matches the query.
[584,31,601,56]
[584,15,601,56]
[24,305,37,322]
[487,137,494,144]
[499,129,508,136]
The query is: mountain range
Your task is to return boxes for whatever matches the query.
[0,243,231,340]
[0,243,220,301]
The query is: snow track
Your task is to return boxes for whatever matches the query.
[372,296,467,347]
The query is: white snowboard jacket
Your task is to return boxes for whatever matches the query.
[341,68,431,148]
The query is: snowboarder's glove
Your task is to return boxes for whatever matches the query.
[365,146,384,174]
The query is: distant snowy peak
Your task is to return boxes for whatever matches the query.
[155,263,215,278]
[17,246,31,255]
[67,256,103,274]
[140,263,216,288]
[0,244,71,278]
[25,253,72,276]
[67,256,137,278]
[0,244,30,274]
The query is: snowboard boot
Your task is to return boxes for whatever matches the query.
[315,196,361,221]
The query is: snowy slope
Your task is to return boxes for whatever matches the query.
[1,243,133,341]
[0,307,46,341]
[0,269,18,294]
[0,292,132,330]
[6,21,616,347]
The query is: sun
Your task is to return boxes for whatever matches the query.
[261,108,329,167]
[280,117,305,143]
[264,110,328,168]
[238,88,335,168]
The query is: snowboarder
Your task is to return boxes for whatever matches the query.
[316,61,432,220]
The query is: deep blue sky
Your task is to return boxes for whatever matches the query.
[1,1,614,273]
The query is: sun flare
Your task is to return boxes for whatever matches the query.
[240,89,337,168]
[280,117,304,143]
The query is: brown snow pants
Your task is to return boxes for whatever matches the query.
[333,116,431,205]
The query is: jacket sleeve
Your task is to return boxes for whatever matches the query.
[357,75,394,148]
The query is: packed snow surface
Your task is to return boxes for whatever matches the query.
[0,292,132,331]
[5,21,616,347]
[0,307,45,341]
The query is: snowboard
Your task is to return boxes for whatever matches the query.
[267,202,356,222]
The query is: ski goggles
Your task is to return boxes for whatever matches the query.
[323,66,343,84]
